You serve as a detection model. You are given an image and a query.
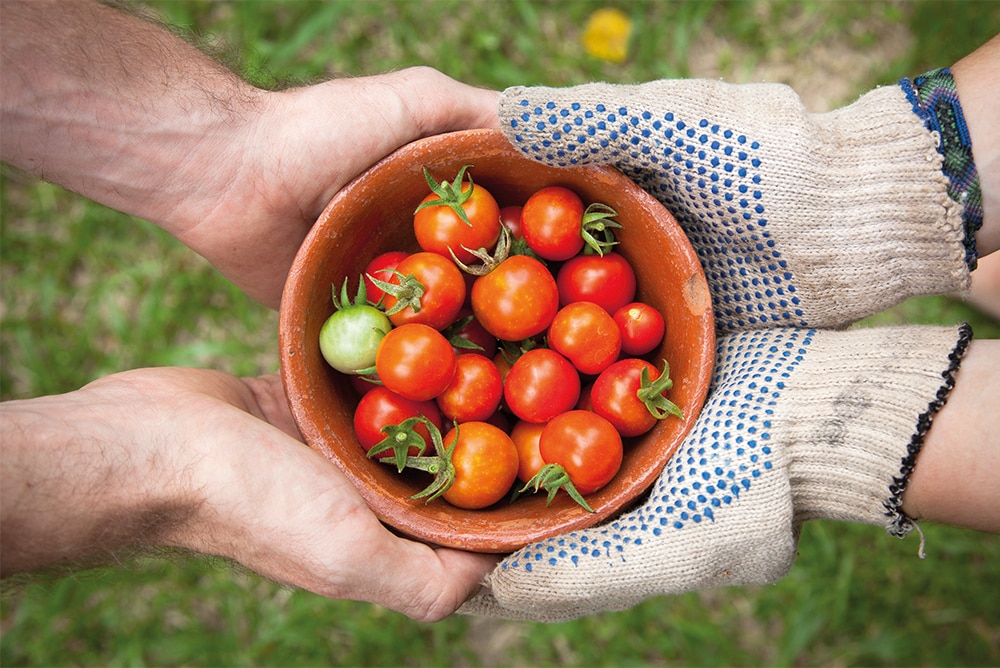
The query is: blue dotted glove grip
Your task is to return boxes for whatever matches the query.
[502,328,813,575]
[508,99,801,333]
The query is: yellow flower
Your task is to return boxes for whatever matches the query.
[581,7,633,64]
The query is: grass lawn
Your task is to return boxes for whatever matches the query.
[2,1,999,666]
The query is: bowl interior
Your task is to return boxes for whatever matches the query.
[279,129,714,553]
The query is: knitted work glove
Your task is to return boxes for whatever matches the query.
[498,73,982,333]
[460,324,971,622]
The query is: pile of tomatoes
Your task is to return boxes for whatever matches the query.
[318,166,681,512]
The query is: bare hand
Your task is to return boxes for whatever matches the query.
[0,368,498,621]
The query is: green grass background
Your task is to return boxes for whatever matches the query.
[2,1,999,666]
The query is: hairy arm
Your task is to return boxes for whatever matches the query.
[0,0,258,236]
[0,0,499,307]
[0,369,497,621]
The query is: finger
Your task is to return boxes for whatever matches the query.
[379,66,501,138]
[348,534,501,622]
[240,374,302,440]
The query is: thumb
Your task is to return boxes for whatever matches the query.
[370,66,501,140]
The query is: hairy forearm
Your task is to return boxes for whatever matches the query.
[0,384,197,576]
[0,0,261,238]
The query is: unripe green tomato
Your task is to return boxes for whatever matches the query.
[319,305,392,374]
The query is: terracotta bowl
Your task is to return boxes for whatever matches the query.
[279,129,714,553]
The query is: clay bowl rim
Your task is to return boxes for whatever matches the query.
[279,128,715,553]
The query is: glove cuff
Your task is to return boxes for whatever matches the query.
[786,323,973,534]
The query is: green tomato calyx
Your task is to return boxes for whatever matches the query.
[636,360,683,420]
[402,419,459,504]
[366,270,426,317]
[366,416,430,473]
[580,202,622,256]
[414,164,477,227]
[520,463,594,513]
[332,275,374,311]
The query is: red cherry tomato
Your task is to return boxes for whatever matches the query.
[441,422,519,509]
[492,350,515,387]
[353,386,443,454]
[380,251,466,330]
[540,410,623,495]
[557,252,637,314]
[498,205,524,240]
[590,358,664,437]
[447,311,499,358]
[520,186,585,261]
[547,301,622,375]
[510,420,547,485]
[613,302,666,356]
[504,348,580,423]
[414,175,501,265]
[471,255,559,341]
[435,354,504,423]
[349,373,381,398]
[375,323,456,401]
[363,250,408,306]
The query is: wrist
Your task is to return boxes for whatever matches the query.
[952,35,1000,256]
[0,378,202,575]
[0,0,265,244]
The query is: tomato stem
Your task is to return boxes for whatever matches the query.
[520,463,595,513]
[367,270,426,317]
[414,165,476,227]
[441,315,485,352]
[637,360,684,420]
[580,202,622,256]
[451,224,512,276]
[366,416,430,472]
[404,419,459,503]
[332,275,375,310]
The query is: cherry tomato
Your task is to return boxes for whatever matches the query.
[435,354,504,423]
[590,358,679,437]
[492,350,515,387]
[441,422,519,509]
[353,386,443,454]
[557,252,637,314]
[349,373,381,398]
[446,311,499,358]
[471,255,559,341]
[414,169,501,265]
[547,301,622,375]
[521,186,585,261]
[379,251,466,330]
[363,250,408,306]
[375,323,456,401]
[540,410,623,495]
[510,420,547,485]
[318,285,392,375]
[504,348,580,423]
[498,205,524,240]
[613,302,666,357]
[484,410,511,433]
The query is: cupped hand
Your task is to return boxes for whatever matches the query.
[131,367,499,621]
[179,68,500,309]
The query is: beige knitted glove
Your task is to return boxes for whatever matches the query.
[460,324,971,622]
[499,76,980,332]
